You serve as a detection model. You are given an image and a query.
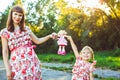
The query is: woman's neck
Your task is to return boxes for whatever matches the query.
[14,23,19,27]
[14,23,20,31]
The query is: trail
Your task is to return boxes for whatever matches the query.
[0,61,120,80]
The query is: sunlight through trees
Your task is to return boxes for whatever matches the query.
[0,0,120,51]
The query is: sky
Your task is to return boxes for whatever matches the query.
[0,0,110,16]
[0,0,100,13]
[0,0,73,11]
[0,0,14,12]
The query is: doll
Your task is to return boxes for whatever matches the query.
[57,30,67,55]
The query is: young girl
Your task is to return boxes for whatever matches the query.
[66,36,96,80]
[0,5,56,80]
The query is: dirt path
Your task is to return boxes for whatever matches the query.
[0,61,120,80]
[42,62,120,78]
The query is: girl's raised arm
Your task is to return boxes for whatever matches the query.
[66,36,79,58]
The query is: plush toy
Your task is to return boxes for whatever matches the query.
[57,30,67,55]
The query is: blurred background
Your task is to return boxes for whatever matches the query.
[0,0,120,79]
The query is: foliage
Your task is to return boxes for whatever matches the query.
[113,48,120,56]
[0,8,9,30]
[0,0,120,53]
[54,0,120,50]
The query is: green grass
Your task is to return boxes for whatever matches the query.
[95,50,120,70]
[94,74,120,80]
[37,52,75,64]
[98,77,120,80]
[37,49,120,70]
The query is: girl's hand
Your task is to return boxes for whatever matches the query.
[92,60,97,66]
[90,60,97,72]
[66,35,72,41]
[6,68,12,80]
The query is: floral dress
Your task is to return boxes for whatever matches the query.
[71,56,95,80]
[0,27,42,80]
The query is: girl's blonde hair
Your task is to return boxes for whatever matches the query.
[80,46,94,61]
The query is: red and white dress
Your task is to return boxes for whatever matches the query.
[0,27,42,80]
[72,56,95,80]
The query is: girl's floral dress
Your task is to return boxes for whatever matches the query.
[0,27,42,80]
[71,56,95,80]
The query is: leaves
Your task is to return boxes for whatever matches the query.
[0,0,120,51]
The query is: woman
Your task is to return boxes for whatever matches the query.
[0,5,56,80]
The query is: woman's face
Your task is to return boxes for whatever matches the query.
[81,48,92,61]
[12,11,23,24]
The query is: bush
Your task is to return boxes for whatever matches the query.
[113,48,120,56]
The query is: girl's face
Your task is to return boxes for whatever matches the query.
[81,48,92,61]
[12,11,23,24]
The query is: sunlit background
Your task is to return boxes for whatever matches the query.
[0,0,110,14]
[0,0,120,51]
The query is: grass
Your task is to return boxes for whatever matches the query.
[95,50,120,70]
[94,73,120,80]
[37,49,120,70]
[37,52,75,64]
[96,77,120,80]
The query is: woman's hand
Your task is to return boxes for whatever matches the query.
[50,32,58,39]
[6,68,12,80]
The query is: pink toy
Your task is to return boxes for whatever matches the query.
[57,30,67,55]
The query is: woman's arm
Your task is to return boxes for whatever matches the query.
[66,36,79,58]
[30,31,56,44]
[1,37,12,80]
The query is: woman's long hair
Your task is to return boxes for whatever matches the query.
[7,5,25,32]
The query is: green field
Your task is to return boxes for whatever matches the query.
[37,49,120,70]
